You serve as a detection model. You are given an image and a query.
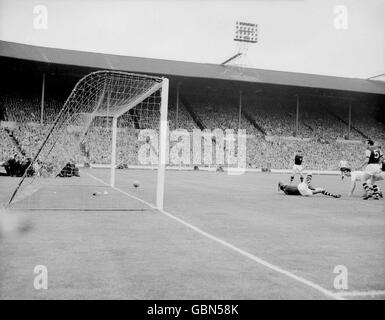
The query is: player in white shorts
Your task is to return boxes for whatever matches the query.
[279,174,341,198]
[344,170,384,197]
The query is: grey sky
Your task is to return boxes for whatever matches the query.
[1,0,384,79]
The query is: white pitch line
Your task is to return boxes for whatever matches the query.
[86,171,345,300]
[335,290,385,297]
[86,172,157,209]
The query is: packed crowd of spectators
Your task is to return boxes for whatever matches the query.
[189,96,260,136]
[245,99,311,137]
[1,91,384,171]
[9,124,49,158]
[244,98,364,140]
[0,127,19,162]
[167,103,198,131]
[2,121,380,171]
[1,94,64,123]
[300,104,362,140]
[340,107,385,142]
[246,136,365,171]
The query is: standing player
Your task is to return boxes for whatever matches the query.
[290,150,304,184]
[339,159,350,180]
[79,133,90,167]
[345,170,384,197]
[279,173,341,198]
[357,140,383,200]
[382,152,385,172]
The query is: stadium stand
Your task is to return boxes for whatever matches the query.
[301,103,356,140]
[0,127,19,162]
[1,93,64,123]
[1,84,384,171]
[244,97,311,137]
[186,94,260,135]
[348,108,385,142]
[246,135,365,170]
[168,103,198,131]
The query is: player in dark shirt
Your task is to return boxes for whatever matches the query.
[290,150,304,183]
[2,155,17,176]
[294,154,303,165]
[358,140,383,200]
[278,183,301,195]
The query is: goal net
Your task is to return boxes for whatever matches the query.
[7,70,169,211]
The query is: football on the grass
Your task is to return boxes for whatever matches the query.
[133,181,140,188]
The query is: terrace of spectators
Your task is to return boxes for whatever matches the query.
[1,84,384,170]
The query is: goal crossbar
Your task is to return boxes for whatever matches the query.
[113,81,163,118]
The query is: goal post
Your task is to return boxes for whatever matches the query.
[7,70,169,211]
[156,78,169,210]
[110,116,118,188]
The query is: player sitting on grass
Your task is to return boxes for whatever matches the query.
[279,173,341,198]
[290,150,304,184]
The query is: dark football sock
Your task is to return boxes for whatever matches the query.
[321,190,341,198]
[363,182,372,195]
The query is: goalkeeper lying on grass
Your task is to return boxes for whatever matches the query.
[278,174,341,198]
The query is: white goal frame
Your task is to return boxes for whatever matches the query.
[108,76,169,210]
[8,71,169,211]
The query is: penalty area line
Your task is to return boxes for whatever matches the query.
[86,172,344,300]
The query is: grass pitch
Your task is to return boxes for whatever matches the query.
[0,169,384,299]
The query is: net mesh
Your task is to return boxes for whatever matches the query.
[8,71,164,207]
